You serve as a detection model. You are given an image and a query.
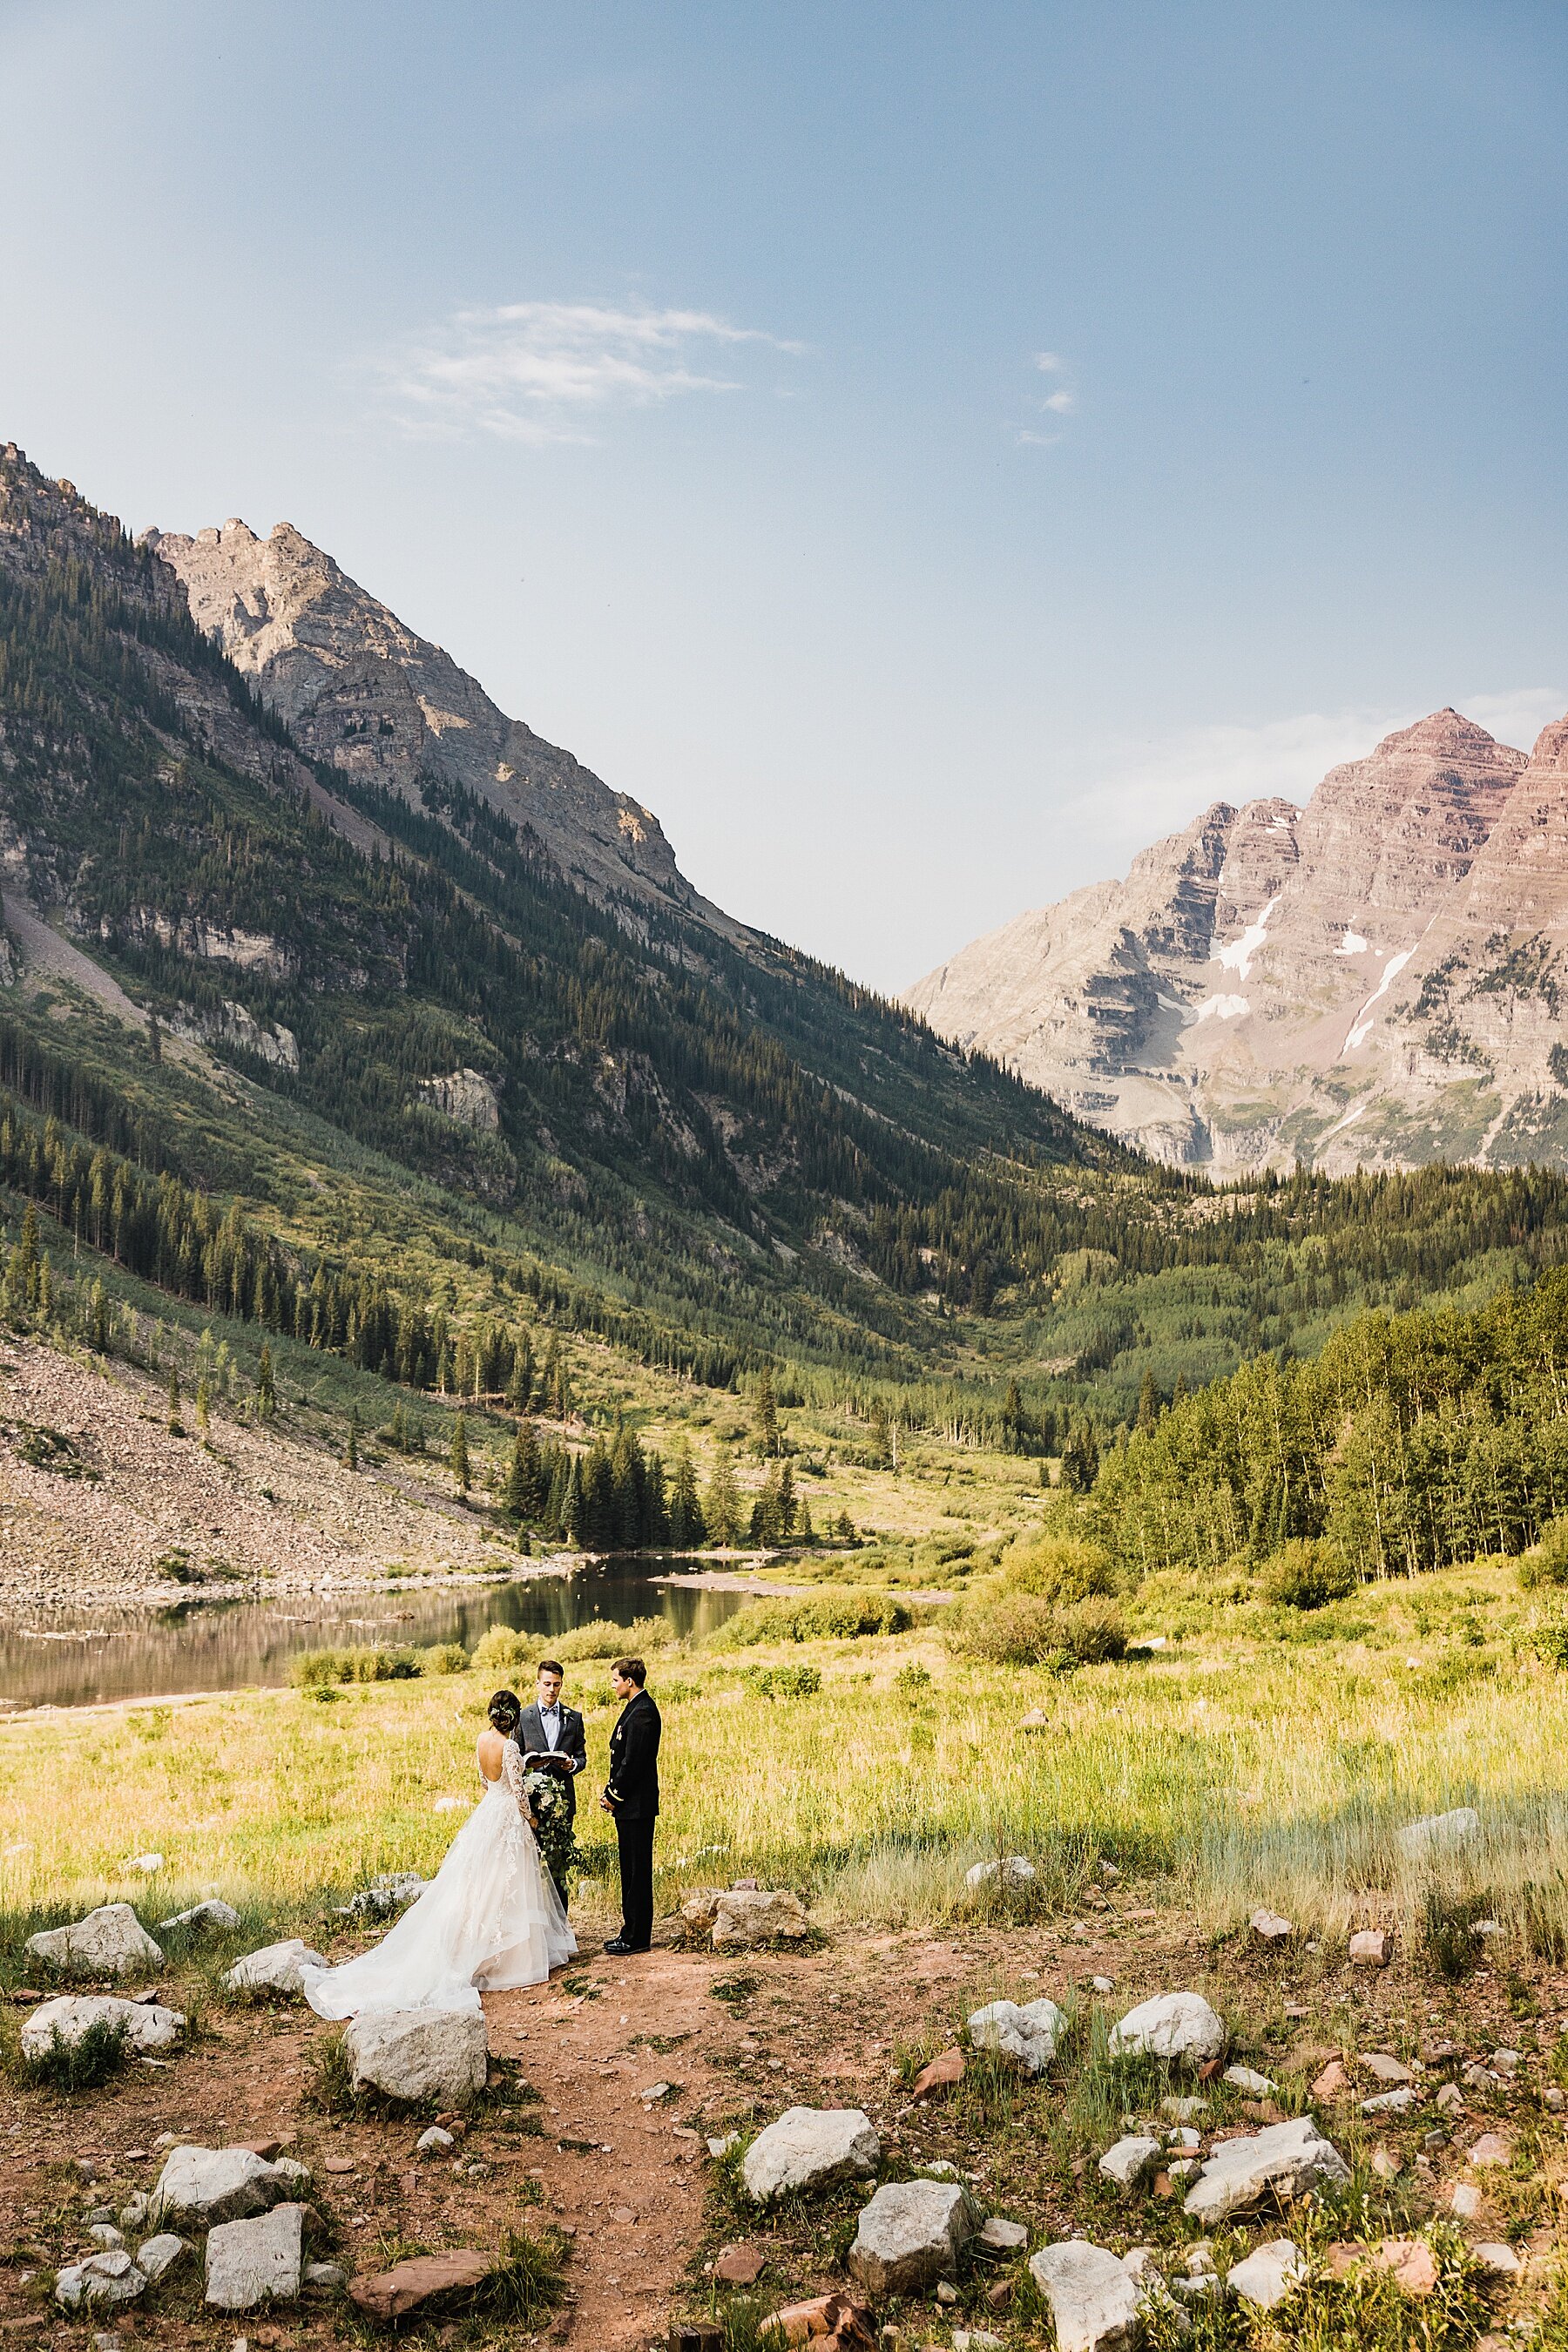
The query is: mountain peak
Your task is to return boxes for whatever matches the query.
[1373,707,1517,762]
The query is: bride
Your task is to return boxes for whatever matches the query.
[303,1689,578,2019]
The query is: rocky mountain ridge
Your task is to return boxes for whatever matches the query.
[907,707,1568,1172]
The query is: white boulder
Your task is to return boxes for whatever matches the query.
[848,2180,976,2295]
[1098,2135,1163,2188]
[1110,1992,1226,2062]
[135,2234,188,2284]
[1228,2240,1308,2309]
[1183,2113,1349,2224]
[966,1855,1037,1892]
[967,1997,1065,2073]
[149,2146,310,2227]
[222,1940,327,1997]
[712,1889,811,1948]
[741,2107,880,2201]
[978,2216,1029,2254]
[343,2005,489,2106]
[1396,1808,1480,1859]
[55,2250,147,2311]
[22,1995,186,2060]
[158,1899,241,1934]
[205,2202,304,2311]
[25,1903,164,1979]
[1028,2240,1143,2352]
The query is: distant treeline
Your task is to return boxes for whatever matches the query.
[1085,1267,1568,1580]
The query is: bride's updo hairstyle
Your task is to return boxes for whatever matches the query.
[488,1689,522,1736]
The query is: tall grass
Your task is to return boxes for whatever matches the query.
[5,1558,1568,1957]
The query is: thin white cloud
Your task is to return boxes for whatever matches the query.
[1034,351,1064,373]
[1042,389,1074,414]
[1016,348,1076,444]
[375,300,803,443]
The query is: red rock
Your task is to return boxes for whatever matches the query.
[1349,1929,1393,1967]
[1375,2239,1439,2296]
[715,2242,767,2287]
[324,2157,357,2174]
[348,2251,493,2319]
[760,2294,874,2345]
[1468,2133,1513,2168]
[1152,2172,1174,2199]
[1311,2059,1350,2099]
[234,2139,284,2160]
[911,2045,965,2099]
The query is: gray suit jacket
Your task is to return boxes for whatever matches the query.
[516,1700,587,1820]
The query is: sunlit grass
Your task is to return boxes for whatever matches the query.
[6,1556,1568,1961]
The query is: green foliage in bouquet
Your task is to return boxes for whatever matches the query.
[521,1760,578,1898]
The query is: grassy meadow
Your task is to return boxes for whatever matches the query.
[6,1550,1568,1968]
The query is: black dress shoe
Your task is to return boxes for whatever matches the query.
[604,1936,649,1955]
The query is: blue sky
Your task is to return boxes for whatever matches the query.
[3,1,1565,990]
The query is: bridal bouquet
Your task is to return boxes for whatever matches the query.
[521,1760,578,1895]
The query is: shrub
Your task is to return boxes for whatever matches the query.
[1002,1533,1116,1602]
[289,1644,423,1686]
[422,1642,470,1675]
[893,1661,933,1698]
[554,1615,673,1663]
[963,1592,1126,1668]
[744,1663,822,1700]
[1520,1518,1568,1589]
[470,1625,532,1673]
[708,1592,913,1647]
[19,2016,131,2092]
[1419,1885,1486,1982]
[1262,1539,1357,1611]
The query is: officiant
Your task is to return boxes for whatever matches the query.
[516,1659,588,1906]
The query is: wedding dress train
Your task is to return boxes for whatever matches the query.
[303,1739,577,2019]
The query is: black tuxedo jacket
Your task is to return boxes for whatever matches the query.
[516,1701,588,1820]
[605,1688,661,1821]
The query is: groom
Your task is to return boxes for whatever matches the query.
[516,1659,587,1906]
[600,1656,660,1957]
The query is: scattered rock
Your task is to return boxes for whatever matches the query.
[26,1904,164,1979]
[1396,1808,1480,1859]
[714,2242,767,2286]
[679,1889,726,1934]
[1109,1992,1226,2062]
[712,1889,811,1949]
[1490,2048,1520,2075]
[741,2108,880,2201]
[1222,2065,1276,2094]
[1183,2113,1350,2224]
[1098,2136,1163,2189]
[1473,2243,1522,2278]
[343,2006,489,2106]
[304,2260,348,2290]
[1227,2240,1308,2310]
[86,2226,125,2250]
[134,2235,187,2284]
[118,2196,149,2233]
[848,2180,976,2297]
[965,1855,1037,1892]
[157,1899,241,1935]
[55,2251,148,2312]
[1311,2058,1349,2099]
[22,1994,186,2060]
[149,2146,310,2228]
[1451,2183,1483,2218]
[1370,2240,1439,2295]
[911,2046,965,2099]
[1361,2051,1414,2085]
[335,1875,426,1922]
[221,1941,327,1997]
[1161,2096,1208,2122]
[1468,2133,1513,2168]
[1250,1910,1293,1943]
[205,2204,303,2312]
[1348,1929,1393,1968]
[1028,2240,1143,2352]
[416,2126,456,2157]
[953,2334,1005,2352]
[1436,2082,1464,2112]
[1362,2086,1417,2115]
[978,2217,1029,2254]
[348,2251,494,2321]
[967,1997,1065,2073]
[756,2293,875,2346]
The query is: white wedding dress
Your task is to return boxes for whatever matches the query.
[303,1737,577,2019]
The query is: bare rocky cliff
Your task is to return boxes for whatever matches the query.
[907,708,1568,1173]
[146,517,728,926]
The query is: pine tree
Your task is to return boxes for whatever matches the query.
[450,1411,470,1495]
[705,1453,743,1548]
[795,1495,814,1541]
[668,1442,704,1549]
[754,1367,780,1457]
[505,1418,543,1519]
[256,1342,276,1423]
[1136,1370,1159,1434]
[777,1459,796,1538]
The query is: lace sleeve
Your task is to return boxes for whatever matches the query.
[501,1739,531,1811]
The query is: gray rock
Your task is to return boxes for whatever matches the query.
[978,2216,1029,2254]
[26,1904,164,1980]
[303,2260,348,2290]
[1228,2240,1307,2309]
[1250,1909,1294,1943]
[1360,2051,1414,2085]
[22,1994,186,2060]
[1098,2134,1163,2188]
[157,1899,242,1935]
[205,2203,304,2311]
[149,2146,311,2228]
[1161,2096,1209,2122]
[415,2126,456,2157]
[221,1941,327,1997]
[1222,2065,1276,2094]
[84,2206,116,2225]
[55,2251,147,2311]
[712,1889,811,1948]
[1451,2183,1483,2218]
[848,2179,976,2295]
[86,2227,125,2250]
[1110,1992,1226,2062]
[1362,2085,1416,2115]
[965,1855,1037,1892]
[1028,2240,1144,2352]
[1473,2243,1522,2278]
[135,2234,188,2284]
[343,2005,489,2106]
[741,2106,880,2201]
[1396,1808,1480,1859]
[1183,2113,1349,2223]
[967,1997,1065,2072]
[335,1875,426,1922]
[118,2195,150,2233]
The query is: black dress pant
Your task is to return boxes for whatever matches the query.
[615,1811,656,1950]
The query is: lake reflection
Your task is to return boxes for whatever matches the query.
[0,1568,745,1711]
